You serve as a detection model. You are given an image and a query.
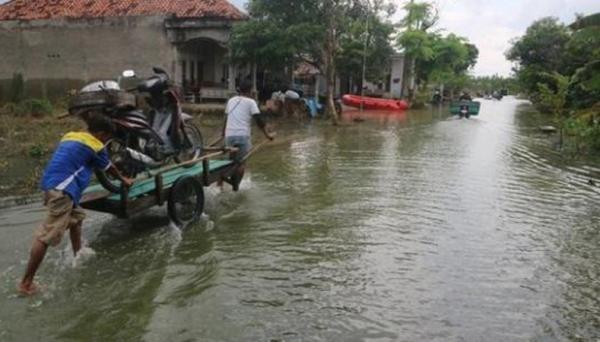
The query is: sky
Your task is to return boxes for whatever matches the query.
[425,0,598,76]
[230,0,598,77]
[1,0,596,76]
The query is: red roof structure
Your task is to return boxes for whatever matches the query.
[0,0,246,21]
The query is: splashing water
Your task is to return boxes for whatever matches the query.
[71,247,96,269]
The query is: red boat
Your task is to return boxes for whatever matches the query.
[342,94,409,111]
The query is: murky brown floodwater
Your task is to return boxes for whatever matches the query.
[1,97,599,341]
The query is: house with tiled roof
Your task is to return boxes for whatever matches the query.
[0,0,246,101]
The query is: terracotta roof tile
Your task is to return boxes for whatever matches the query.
[0,0,246,21]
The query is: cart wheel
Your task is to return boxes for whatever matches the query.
[168,176,204,226]
[230,168,245,192]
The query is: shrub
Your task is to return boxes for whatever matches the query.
[410,89,431,109]
[19,98,54,117]
[28,143,47,158]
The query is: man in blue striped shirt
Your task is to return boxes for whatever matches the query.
[19,115,133,296]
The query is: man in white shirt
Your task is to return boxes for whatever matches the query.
[222,80,274,190]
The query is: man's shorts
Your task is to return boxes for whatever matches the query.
[226,136,251,162]
[34,190,86,247]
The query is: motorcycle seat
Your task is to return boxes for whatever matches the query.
[120,109,148,121]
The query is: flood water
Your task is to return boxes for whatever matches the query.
[1,97,599,341]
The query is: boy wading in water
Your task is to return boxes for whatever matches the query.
[19,115,133,296]
[222,80,275,189]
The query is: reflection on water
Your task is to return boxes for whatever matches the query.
[0,97,598,341]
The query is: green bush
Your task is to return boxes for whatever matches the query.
[19,98,54,117]
[28,143,47,158]
[410,89,431,109]
[0,98,55,117]
[564,113,600,154]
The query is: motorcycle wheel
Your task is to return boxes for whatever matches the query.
[175,123,203,165]
[95,138,133,193]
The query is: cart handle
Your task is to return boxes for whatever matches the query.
[240,134,277,163]
[208,136,224,147]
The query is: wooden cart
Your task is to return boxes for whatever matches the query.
[80,148,241,226]
[450,101,481,118]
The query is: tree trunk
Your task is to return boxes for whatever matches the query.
[408,57,416,102]
[323,5,339,125]
[251,62,258,99]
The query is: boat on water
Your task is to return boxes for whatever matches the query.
[342,94,409,111]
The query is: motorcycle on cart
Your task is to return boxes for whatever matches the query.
[69,67,204,193]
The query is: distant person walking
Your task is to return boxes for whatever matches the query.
[19,115,133,296]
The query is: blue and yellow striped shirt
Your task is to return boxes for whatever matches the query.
[40,132,111,205]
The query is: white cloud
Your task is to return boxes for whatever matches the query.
[394,0,599,76]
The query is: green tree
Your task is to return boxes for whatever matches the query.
[396,0,439,100]
[230,19,295,73]
[337,2,396,89]
[506,17,571,97]
[232,0,396,124]
[565,13,600,109]
[421,34,476,87]
[508,12,600,154]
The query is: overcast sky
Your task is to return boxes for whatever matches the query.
[1,0,596,76]
[230,0,598,77]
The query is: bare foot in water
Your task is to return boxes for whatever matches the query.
[17,282,41,296]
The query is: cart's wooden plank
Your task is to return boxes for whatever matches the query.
[83,159,233,203]
[115,160,233,200]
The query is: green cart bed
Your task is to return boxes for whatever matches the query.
[450,101,481,115]
[81,156,239,225]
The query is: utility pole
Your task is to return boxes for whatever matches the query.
[360,0,370,113]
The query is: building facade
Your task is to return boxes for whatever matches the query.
[0,0,245,101]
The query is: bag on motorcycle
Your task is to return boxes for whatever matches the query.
[69,90,137,115]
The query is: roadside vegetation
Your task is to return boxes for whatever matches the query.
[230,0,478,117]
[395,1,478,106]
[506,13,600,154]
[466,75,520,97]
[0,97,219,197]
[0,105,82,196]
[230,0,398,124]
